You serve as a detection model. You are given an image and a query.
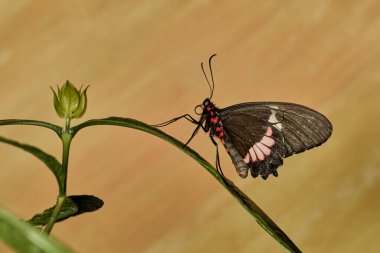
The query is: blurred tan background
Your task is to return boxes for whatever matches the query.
[0,1,379,252]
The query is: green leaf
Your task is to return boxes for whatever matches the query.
[28,195,104,226]
[0,208,72,253]
[0,119,61,135]
[69,195,104,216]
[71,117,301,252]
[28,197,77,227]
[0,136,64,194]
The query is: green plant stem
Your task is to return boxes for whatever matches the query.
[0,119,61,135]
[64,118,71,133]
[43,130,72,235]
[42,195,66,235]
[60,132,72,196]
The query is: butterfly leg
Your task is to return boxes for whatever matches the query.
[184,122,208,146]
[151,114,199,127]
[208,134,224,176]
[216,145,224,176]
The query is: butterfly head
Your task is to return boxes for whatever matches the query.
[194,98,215,115]
[202,98,211,107]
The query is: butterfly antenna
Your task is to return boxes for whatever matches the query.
[201,61,213,99]
[208,54,217,99]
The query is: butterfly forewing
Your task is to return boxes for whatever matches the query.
[219,102,332,179]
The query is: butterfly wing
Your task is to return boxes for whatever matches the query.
[219,102,332,179]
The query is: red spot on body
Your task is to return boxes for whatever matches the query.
[210,111,214,116]
[216,127,222,132]
[207,106,212,111]
[218,132,224,138]
[210,117,219,123]
[221,139,225,145]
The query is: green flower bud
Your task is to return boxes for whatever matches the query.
[51,81,88,120]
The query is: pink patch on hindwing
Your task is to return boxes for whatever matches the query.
[243,126,275,164]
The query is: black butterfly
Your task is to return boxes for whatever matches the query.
[155,55,332,180]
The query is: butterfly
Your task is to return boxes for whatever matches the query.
[155,55,332,180]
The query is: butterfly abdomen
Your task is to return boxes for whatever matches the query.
[223,137,250,178]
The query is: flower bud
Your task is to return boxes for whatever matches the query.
[51,81,88,120]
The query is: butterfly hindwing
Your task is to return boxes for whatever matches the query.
[219,102,332,179]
